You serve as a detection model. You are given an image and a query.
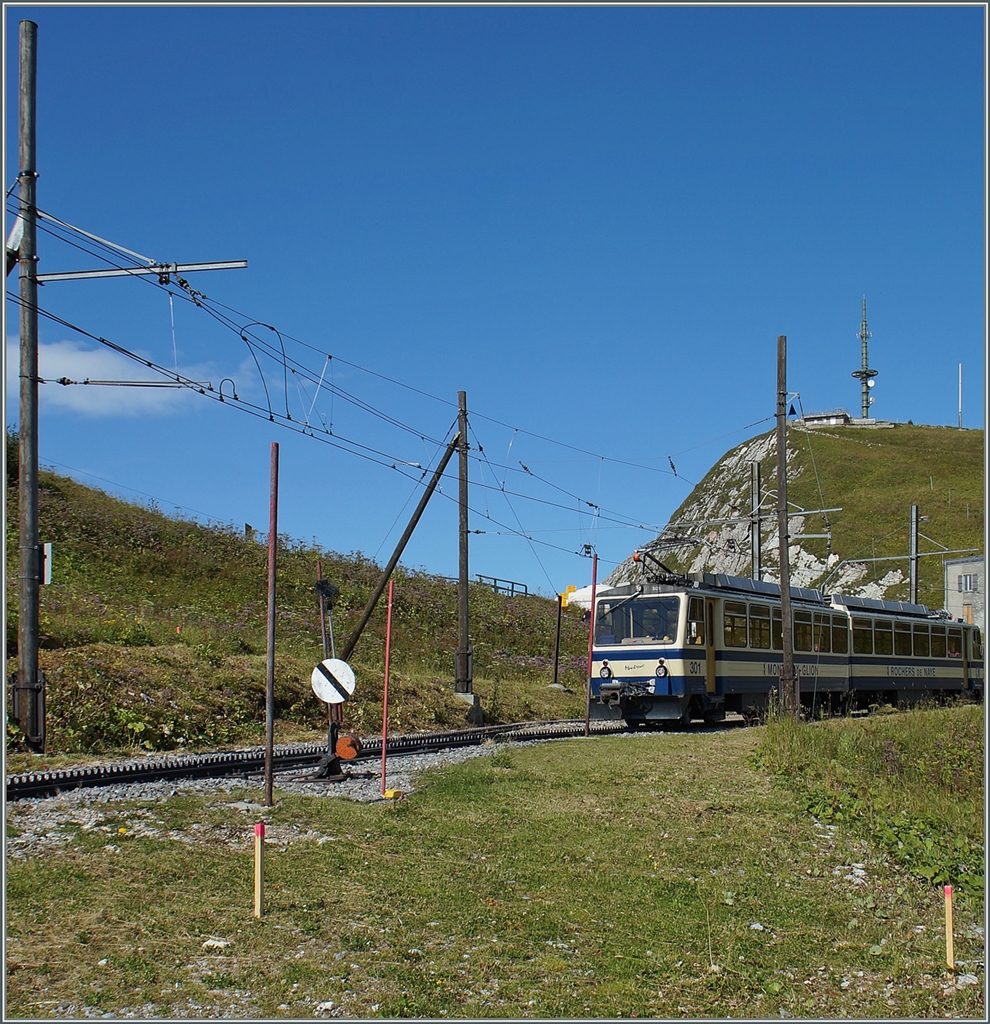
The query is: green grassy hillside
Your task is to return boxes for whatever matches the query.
[5,436,589,755]
[613,424,984,608]
[780,424,984,605]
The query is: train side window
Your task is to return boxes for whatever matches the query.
[874,620,893,655]
[749,604,771,649]
[947,628,963,658]
[771,608,783,651]
[794,610,813,652]
[894,621,912,656]
[973,629,983,659]
[852,617,873,655]
[912,623,930,658]
[813,613,831,653]
[930,626,947,658]
[687,597,705,645]
[723,601,748,648]
[832,616,849,654]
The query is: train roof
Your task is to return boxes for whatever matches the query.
[596,571,963,621]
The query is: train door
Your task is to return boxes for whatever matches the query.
[705,599,716,694]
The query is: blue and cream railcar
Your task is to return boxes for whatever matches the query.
[589,573,983,727]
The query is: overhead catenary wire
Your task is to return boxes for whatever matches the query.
[14,203,795,579]
[9,291,665,551]
[14,207,451,447]
[19,200,780,487]
[470,422,557,591]
[6,292,432,475]
[373,423,458,561]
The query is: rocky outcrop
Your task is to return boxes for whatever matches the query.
[605,430,898,599]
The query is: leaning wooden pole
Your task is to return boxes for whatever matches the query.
[340,435,459,662]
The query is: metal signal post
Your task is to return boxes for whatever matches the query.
[14,20,43,752]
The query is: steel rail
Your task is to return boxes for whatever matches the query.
[6,720,626,802]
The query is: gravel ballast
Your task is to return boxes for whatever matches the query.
[5,738,552,861]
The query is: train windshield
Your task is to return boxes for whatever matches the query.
[595,595,680,645]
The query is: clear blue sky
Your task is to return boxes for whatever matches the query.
[5,5,986,595]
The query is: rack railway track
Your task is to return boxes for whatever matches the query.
[6,720,628,802]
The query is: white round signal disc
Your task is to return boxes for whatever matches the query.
[311,658,356,704]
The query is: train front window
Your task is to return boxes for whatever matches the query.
[595,596,680,645]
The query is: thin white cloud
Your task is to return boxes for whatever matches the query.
[5,338,209,417]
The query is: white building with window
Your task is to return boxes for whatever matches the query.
[944,555,984,631]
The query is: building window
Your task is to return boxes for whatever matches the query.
[958,573,979,593]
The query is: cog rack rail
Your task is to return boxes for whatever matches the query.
[7,720,626,802]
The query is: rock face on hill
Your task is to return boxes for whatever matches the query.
[605,424,984,606]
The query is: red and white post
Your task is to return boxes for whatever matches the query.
[254,822,265,917]
[945,884,954,970]
[583,552,598,738]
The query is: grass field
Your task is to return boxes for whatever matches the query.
[5,443,590,756]
[5,708,984,1019]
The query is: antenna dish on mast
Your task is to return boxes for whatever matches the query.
[850,297,878,418]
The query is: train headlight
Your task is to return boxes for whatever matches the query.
[600,661,613,679]
[655,659,669,678]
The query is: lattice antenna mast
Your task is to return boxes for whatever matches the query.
[850,297,877,419]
